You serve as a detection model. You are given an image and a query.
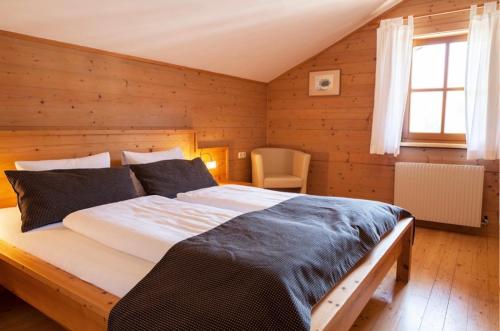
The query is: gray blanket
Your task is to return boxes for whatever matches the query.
[109,195,411,331]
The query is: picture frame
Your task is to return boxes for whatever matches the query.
[309,69,341,96]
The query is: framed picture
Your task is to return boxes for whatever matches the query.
[309,70,340,96]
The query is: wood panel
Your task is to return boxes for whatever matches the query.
[351,227,498,331]
[0,30,267,182]
[0,129,196,208]
[267,0,499,237]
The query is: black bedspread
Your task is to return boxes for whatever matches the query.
[109,196,410,331]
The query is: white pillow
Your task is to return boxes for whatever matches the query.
[121,147,185,165]
[15,152,111,171]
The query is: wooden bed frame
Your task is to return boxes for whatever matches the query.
[0,129,414,331]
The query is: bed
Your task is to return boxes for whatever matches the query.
[0,129,414,331]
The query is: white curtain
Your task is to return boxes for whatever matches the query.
[465,2,500,160]
[370,17,414,156]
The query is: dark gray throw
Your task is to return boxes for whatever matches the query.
[109,196,411,331]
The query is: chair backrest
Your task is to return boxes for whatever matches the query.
[252,148,295,175]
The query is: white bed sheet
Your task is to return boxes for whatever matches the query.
[0,207,153,297]
[64,196,240,263]
[0,186,298,298]
[177,184,300,212]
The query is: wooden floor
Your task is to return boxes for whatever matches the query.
[0,288,63,331]
[353,227,499,331]
[0,227,498,331]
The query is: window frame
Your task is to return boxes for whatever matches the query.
[402,34,467,144]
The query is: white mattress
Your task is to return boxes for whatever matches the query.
[0,207,153,297]
[177,184,300,212]
[64,196,240,263]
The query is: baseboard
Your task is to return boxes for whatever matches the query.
[415,219,485,236]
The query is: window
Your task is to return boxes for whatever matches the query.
[403,34,467,144]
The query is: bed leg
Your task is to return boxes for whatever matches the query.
[396,221,413,283]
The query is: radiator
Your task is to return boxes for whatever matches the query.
[394,162,484,227]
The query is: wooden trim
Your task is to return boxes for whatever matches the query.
[410,87,463,92]
[400,141,466,149]
[414,30,468,40]
[0,128,197,136]
[0,217,413,331]
[441,41,450,135]
[414,220,485,236]
[412,33,467,46]
[402,132,466,143]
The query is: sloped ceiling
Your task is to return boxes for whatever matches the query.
[0,0,401,82]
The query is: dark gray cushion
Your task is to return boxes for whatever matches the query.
[130,158,217,198]
[5,167,138,232]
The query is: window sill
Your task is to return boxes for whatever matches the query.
[400,141,467,149]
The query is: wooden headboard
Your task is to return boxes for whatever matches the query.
[0,129,197,208]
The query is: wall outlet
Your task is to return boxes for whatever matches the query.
[237,151,247,159]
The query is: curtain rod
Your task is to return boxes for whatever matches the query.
[402,2,499,21]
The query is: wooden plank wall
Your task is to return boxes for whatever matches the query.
[0,31,267,181]
[0,0,497,236]
[267,0,499,237]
